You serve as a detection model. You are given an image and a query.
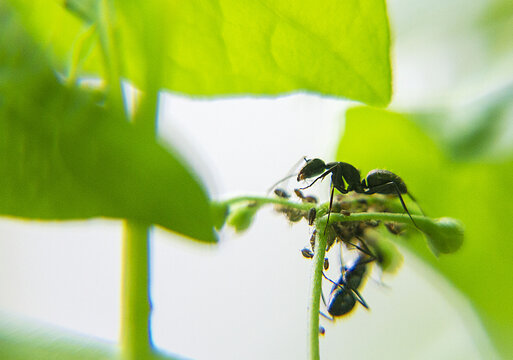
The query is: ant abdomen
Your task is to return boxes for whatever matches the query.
[364,169,407,194]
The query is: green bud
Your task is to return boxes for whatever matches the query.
[226,203,260,233]
[419,217,464,255]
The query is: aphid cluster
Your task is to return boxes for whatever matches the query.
[272,157,417,322]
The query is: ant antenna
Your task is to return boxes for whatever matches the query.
[266,173,296,194]
[266,156,308,194]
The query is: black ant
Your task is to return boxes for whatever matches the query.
[322,254,373,319]
[297,158,422,231]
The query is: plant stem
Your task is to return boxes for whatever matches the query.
[120,222,152,360]
[219,195,314,210]
[308,227,327,360]
[119,92,159,359]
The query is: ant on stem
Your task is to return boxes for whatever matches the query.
[297,158,423,232]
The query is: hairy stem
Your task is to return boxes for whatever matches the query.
[308,229,327,360]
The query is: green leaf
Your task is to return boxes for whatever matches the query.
[414,82,513,162]
[0,314,182,360]
[211,202,229,231]
[10,0,392,105]
[0,4,216,243]
[338,106,513,357]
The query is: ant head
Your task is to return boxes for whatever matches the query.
[297,158,326,181]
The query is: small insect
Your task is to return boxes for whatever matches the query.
[297,158,422,231]
[301,248,314,259]
[324,257,329,270]
[274,188,290,198]
[294,188,318,204]
[307,208,317,225]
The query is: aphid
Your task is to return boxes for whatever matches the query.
[309,230,317,250]
[301,248,314,259]
[385,222,404,235]
[274,188,290,198]
[324,257,329,270]
[307,208,317,225]
[297,158,422,231]
[294,188,318,204]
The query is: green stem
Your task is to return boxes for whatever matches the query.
[305,212,430,360]
[120,222,152,360]
[319,212,428,229]
[97,0,124,109]
[119,92,158,359]
[308,229,327,360]
[219,195,314,210]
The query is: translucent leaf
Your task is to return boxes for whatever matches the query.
[0,5,216,243]
[338,106,513,357]
[10,0,392,105]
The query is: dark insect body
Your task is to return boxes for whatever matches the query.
[297,158,421,231]
[324,255,371,318]
[273,188,290,199]
[307,208,317,225]
[301,248,314,259]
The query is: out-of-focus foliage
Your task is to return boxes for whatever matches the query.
[478,0,513,55]
[0,4,216,243]
[0,314,182,360]
[414,82,513,163]
[1,0,394,358]
[9,0,392,105]
[338,106,513,357]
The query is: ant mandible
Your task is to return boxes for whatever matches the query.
[297,158,421,231]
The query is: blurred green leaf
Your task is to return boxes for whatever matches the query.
[10,0,392,105]
[478,0,513,54]
[0,5,216,243]
[338,106,513,357]
[211,202,229,231]
[414,82,513,162]
[0,314,182,360]
[7,0,105,78]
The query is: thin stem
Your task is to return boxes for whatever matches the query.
[121,222,152,360]
[308,228,327,360]
[218,195,314,210]
[318,212,429,229]
[119,92,158,359]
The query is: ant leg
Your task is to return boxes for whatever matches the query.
[342,237,376,260]
[323,272,370,310]
[354,236,377,261]
[351,289,369,309]
[322,272,342,289]
[320,311,334,321]
[407,192,426,216]
[299,165,337,190]
[320,283,334,321]
[366,182,420,230]
[323,183,336,235]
